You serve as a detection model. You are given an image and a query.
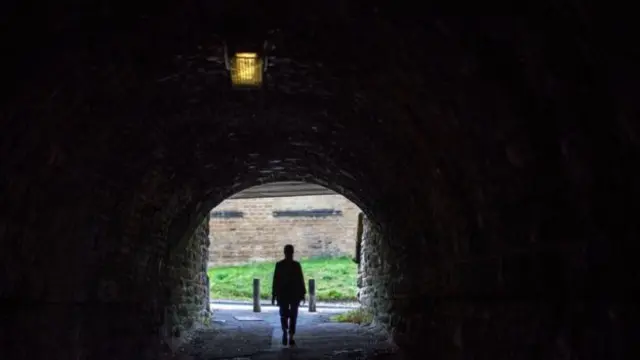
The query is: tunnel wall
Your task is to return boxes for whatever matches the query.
[357,216,388,321]
[164,213,211,343]
[357,212,628,359]
[0,202,210,360]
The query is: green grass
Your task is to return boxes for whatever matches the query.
[208,256,358,301]
[330,307,373,325]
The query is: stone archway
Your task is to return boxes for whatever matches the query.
[158,174,393,358]
[2,2,639,360]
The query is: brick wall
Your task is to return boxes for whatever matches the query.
[208,194,361,266]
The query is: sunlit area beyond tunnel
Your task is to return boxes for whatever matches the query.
[208,183,361,302]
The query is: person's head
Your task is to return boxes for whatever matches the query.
[283,244,294,259]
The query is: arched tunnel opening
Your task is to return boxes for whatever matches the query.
[167,181,385,358]
[2,1,639,359]
[206,182,364,302]
[146,171,397,359]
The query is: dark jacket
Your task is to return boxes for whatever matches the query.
[272,259,306,303]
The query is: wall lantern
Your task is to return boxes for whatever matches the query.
[224,40,269,89]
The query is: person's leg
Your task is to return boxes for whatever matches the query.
[288,301,300,346]
[278,302,290,345]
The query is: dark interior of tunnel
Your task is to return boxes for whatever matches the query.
[2,0,640,359]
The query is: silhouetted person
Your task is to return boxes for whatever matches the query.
[272,244,306,346]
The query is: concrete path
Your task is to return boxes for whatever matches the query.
[179,302,398,360]
[210,299,361,309]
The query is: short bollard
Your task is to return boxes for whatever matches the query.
[253,278,261,313]
[308,279,316,312]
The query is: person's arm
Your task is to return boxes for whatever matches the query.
[297,262,306,301]
[272,262,280,304]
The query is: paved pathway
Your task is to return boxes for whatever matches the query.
[210,299,361,309]
[178,302,398,360]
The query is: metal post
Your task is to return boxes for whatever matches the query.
[308,279,316,312]
[205,275,211,313]
[253,278,261,312]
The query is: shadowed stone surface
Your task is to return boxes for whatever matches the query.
[1,1,639,359]
[165,214,211,338]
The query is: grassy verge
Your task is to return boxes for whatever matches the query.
[330,307,373,325]
[208,256,358,301]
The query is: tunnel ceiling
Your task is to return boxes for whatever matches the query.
[3,1,635,239]
[5,0,450,229]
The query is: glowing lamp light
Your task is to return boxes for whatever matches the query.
[224,39,269,89]
[230,52,263,88]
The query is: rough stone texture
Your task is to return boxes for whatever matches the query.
[357,216,385,318]
[209,195,360,265]
[165,213,211,339]
[2,1,639,359]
